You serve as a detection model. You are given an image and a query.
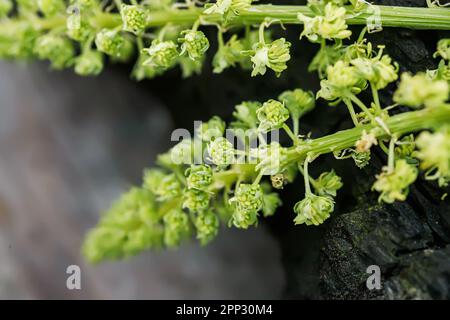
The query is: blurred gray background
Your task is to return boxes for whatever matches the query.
[0,62,283,299]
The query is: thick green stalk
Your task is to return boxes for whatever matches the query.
[286,104,450,162]
[29,5,450,31]
[145,5,450,29]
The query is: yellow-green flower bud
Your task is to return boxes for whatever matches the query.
[247,38,291,77]
[95,29,127,58]
[352,150,371,168]
[416,126,450,187]
[314,170,343,197]
[262,192,282,217]
[435,38,450,60]
[142,40,179,69]
[213,35,244,74]
[183,189,210,213]
[34,34,75,69]
[372,159,418,203]
[230,207,258,229]
[351,53,398,89]
[298,3,351,42]
[163,209,191,248]
[38,0,65,17]
[143,170,181,201]
[231,101,261,130]
[195,211,219,245]
[278,88,315,120]
[204,0,252,15]
[67,18,93,42]
[250,142,286,175]
[179,30,209,61]
[394,135,415,158]
[120,4,148,35]
[256,99,290,132]
[179,55,204,78]
[198,116,226,142]
[132,53,165,81]
[74,50,104,76]
[393,73,449,108]
[317,60,363,101]
[208,137,235,166]
[293,193,334,226]
[186,164,213,190]
[170,139,194,165]
[203,0,232,15]
[230,183,263,212]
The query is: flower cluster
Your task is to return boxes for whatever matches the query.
[298,2,352,42]
[394,73,449,108]
[245,38,292,77]
[372,159,418,203]
[416,126,450,187]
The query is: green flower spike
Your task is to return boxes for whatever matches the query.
[394,73,449,108]
[142,40,179,69]
[186,164,213,190]
[416,126,450,187]
[120,4,148,35]
[34,34,75,69]
[293,193,335,226]
[179,30,210,61]
[298,3,351,42]
[256,99,290,132]
[163,209,191,248]
[247,38,291,77]
[208,137,235,166]
[182,189,211,213]
[314,170,343,197]
[82,187,163,263]
[195,211,219,245]
[372,159,418,203]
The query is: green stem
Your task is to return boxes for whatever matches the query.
[282,123,299,145]
[28,5,450,32]
[349,94,376,122]
[370,82,382,115]
[387,136,397,172]
[343,98,360,127]
[286,104,450,162]
[303,156,312,195]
